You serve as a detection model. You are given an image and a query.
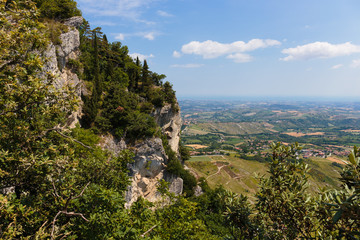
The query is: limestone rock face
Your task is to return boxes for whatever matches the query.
[130,138,168,178]
[152,104,182,153]
[100,134,183,208]
[194,185,203,197]
[56,28,80,71]
[124,137,183,208]
[165,173,183,195]
[63,16,83,28]
[99,134,127,156]
[43,17,83,128]
[123,104,183,207]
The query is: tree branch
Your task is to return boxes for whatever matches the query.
[51,211,62,239]
[72,182,90,200]
[51,182,91,239]
[35,127,93,150]
[54,129,92,150]
[140,225,158,238]
[51,180,60,198]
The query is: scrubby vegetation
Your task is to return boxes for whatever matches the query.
[1,1,359,239]
[76,22,178,140]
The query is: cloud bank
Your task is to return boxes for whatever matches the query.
[157,10,173,17]
[350,59,360,68]
[176,39,281,62]
[173,51,182,58]
[281,42,360,61]
[331,64,343,69]
[115,31,159,41]
[129,53,154,62]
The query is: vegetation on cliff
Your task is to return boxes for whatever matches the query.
[0,1,359,239]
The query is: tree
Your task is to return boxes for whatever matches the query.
[151,180,219,240]
[34,0,81,19]
[255,142,319,239]
[0,2,135,238]
[80,29,103,128]
[0,0,79,237]
[141,59,150,92]
[134,57,141,90]
[317,146,360,239]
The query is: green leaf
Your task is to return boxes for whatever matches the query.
[333,209,343,223]
[349,153,356,165]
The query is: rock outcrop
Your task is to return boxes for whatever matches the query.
[101,104,183,208]
[152,104,182,153]
[44,16,83,128]
[49,17,184,207]
[124,105,183,206]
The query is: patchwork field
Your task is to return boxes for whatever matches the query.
[185,144,208,149]
[186,154,342,201]
[184,122,276,136]
[285,132,325,137]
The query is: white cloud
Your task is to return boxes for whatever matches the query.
[331,64,343,69]
[281,42,360,61]
[157,10,173,17]
[177,39,281,62]
[350,59,360,68]
[114,31,159,40]
[144,32,156,40]
[226,53,252,63]
[129,53,154,62]
[115,33,125,41]
[173,51,182,58]
[170,64,204,68]
[77,0,157,24]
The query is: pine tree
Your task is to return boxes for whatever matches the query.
[134,57,141,91]
[93,30,102,98]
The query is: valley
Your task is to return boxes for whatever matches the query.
[180,99,359,196]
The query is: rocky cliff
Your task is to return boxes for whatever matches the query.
[46,16,184,207]
[44,16,83,128]
[152,104,182,153]
[125,104,183,207]
[99,104,183,208]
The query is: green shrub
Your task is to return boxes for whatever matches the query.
[43,19,68,45]
[35,0,82,20]
[67,58,82,74]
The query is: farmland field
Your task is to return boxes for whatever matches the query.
[180,99,359,195]
[185,154,342,200]
[180,99,360,154]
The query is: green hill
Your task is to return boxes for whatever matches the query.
[186,154,342,202]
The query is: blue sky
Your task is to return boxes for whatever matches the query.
[76,0,360,99]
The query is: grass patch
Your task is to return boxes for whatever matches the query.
[188,155,212,162]
[186,161,217,177]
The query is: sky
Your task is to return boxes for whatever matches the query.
[76,0,360,100]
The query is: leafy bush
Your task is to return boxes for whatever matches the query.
[35,0,82,19]
[161,135,197,196]
[42,19,69,45]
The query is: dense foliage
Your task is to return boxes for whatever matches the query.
[76,21,178,140]
[1,1,359,239]
[34,0,81,19]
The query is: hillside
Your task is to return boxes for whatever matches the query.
[0,1,197,238]
[1,1,359,239]
[186,154,342,201]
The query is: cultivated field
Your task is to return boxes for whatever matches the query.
[186,154,342,201]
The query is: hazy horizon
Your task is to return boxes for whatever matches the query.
[177,95,360,102]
